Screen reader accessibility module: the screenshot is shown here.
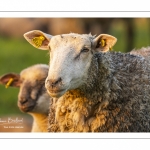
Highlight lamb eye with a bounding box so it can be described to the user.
[81,47,89,53]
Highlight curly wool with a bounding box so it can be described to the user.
[48,51,150,132]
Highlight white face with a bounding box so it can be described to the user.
[24,30,117,98]
[45,34,94,98]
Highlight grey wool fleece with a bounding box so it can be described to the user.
[48,51,150,132]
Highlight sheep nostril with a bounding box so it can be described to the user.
[19,97,28,105]
[46,77,62,88]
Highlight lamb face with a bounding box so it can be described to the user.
[18,65,50,114]
[0,64,50,114]
[24,31,117,98]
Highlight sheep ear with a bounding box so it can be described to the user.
[0,73,21,88]
[24,30,52,50]
[93,34,117,52]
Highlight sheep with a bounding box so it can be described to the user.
[24,30,150,132]
[0,64,51,132]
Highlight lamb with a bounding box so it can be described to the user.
[24,30,150,132]
[0,64,51,132]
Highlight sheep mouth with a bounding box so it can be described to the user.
[47,89,66,98]
[19,104,35,112]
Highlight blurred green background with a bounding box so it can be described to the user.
[0,18,149,131]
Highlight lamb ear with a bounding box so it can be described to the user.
[93,34,117,52]
[0,73,21,88]
[23,30,52,50]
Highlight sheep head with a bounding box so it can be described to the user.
[0,64,50,114]
[24,30,117,98]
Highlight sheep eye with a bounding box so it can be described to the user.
[81,47,89,53]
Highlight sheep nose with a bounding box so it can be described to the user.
[46,77,62,88]
[19,97,28,105]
